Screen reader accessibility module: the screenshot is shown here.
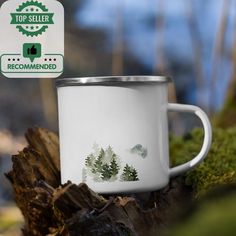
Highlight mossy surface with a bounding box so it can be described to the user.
[165,190,236,236]
[0,219,22,233]
[170,127,236,198]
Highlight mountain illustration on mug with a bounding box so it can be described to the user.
[83,144,140,182]
[130,144,147,158]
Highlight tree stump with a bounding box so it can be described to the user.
[5,128,191,236]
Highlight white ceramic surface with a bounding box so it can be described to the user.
[56,76,212,193]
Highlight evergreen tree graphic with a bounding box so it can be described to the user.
[130,168,139,181]
[84,145,121,181]
[94,148,105,173]
[101,163,113,180]
[84,145,140,182]
[121,164,139,181]
[85,154,94,167]
[110,155,119,176]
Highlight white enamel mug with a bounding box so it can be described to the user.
[56,76,212,194]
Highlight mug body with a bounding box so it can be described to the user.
[56,76,171,193]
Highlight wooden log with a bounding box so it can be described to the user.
[5,128,191,236]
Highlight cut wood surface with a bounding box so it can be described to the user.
[6,128,191,236]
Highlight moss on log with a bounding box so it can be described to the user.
[170,127,236,198]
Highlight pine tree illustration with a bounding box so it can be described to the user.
[85,154,94,167]
[84,144,122,182]
[121,164,139,181]
[106,146,114,158]
[94,148,105,173]
[130,168,139,181]
[110,156,120,176]
[121,164,131,181]
[101,163,113,180]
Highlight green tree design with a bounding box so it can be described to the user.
[106,146,114,158]
[94,148,105,173]
[101,163,113,180]
[84,145,140,182]
[110,155,119,176]
[130,168,139,181]
[121,164,131,181]
[85,154,94,167]
[121,164,139,181]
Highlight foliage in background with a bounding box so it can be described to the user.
[170,127,236,198]
[165,189,236,236]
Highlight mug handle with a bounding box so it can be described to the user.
[167,103,212,177]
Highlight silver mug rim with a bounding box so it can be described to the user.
[56,75,172,87]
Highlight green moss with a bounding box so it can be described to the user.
[0,219,21,232]
[165,191,236,236]
[170,127,236,198]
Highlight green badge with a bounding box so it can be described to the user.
[0,0,64,78]
[23,43,41,62]
[10,0,54,37]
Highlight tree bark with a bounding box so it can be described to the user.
[5,128,191,236]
